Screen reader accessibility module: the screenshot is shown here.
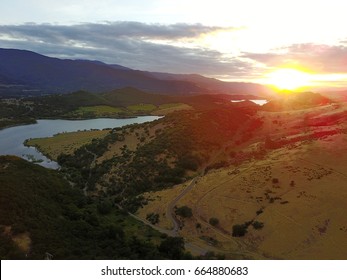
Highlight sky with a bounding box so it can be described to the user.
[1,0,347,89]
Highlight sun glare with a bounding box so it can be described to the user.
[266,68,312,91]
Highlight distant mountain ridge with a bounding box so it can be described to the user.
[0,48,272,97]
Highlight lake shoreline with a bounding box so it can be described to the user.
[0,112,161,131]
[0,116,161,169]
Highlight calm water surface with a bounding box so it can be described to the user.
[0,116,160,169]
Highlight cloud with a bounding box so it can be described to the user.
[0,21,251,77]
[243,43,347,74]
[0,21,236,41]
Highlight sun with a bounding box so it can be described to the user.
[266,68,312,90]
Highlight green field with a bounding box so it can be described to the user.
[127,103,157,112]
[68,105,125,118]
[153,103,193,115]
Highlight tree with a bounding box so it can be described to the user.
[97,200,112,215]
[158,237,185,259]
[209,217,219,227]
[232,224,248,237]
[146,213,160,225]
[175,206,192,218]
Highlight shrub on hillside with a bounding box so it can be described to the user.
[232,224,248,237]
[175,206,193,218]
[209,217,219,227]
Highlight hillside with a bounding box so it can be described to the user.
[0,156,189,259]
[136,98,347,259]
[24,92,347,259]
[263,92,331,111]
[43,104,262,213]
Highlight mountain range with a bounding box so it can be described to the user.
[0,48,272,97]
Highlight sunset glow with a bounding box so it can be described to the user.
[265,68,312,90]
[1,0,347,88]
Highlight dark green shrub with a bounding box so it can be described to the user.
[97,200,113,215]
[252,221,264,230]
[146,213,160,225]
[232,224,248,237]
[209,217,219,226]
[175,206,193,218]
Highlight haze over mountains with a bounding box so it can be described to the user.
[0,48,272,97]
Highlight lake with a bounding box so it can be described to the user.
[231,99,268,106]
[0,116,160,169]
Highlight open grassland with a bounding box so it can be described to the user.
[26,129,110,160]
[137,184,187,230]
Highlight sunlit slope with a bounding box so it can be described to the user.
[138,99,347,259]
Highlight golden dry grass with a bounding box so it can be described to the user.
[139,136,347,259]
[137,184,186,230]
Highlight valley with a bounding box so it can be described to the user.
[1,49,347,260]
[3,88,345,259]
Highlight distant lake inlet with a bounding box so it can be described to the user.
[231,99,268,106]
[0,116,160,169]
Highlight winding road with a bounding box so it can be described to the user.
[166,176,199,235]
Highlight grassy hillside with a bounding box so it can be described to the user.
[53,105,262,213]
[137,100,347,259]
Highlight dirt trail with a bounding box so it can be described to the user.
[118,203,208,256]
